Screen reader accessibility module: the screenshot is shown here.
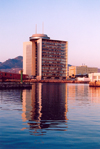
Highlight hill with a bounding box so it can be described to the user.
[68,64,72,67]
[0,56,23,69]
[0,56,72,73]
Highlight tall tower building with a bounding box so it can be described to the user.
[23,34,68,79]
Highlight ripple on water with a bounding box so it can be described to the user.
[1,84,100,148]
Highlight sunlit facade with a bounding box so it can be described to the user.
[23,42,32,76]
[69,65,98,76]
[89,73,100,82]
[23,34,68,79]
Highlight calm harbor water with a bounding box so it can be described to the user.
[1,83,100,148]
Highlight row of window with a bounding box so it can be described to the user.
[42,54,66,59]
[42,61,66,65]
[42,61,67,65]
[42,64,66,67]
[42,57,66,61]
[42,51,67,55]
[42,47,67,51]
[42,45,67,49]
[42,73,66,77]
[42,59,66,63]
[42,55,66,60]
[42,67,66,70]
[42,41,67,46]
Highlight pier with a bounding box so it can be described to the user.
[0,82,32,89]
[0,79,90,89]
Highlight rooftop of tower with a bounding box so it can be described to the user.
[30,34,50,41]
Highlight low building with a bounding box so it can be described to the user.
[0,71,28,80]
[69,65,98,77]
[77,77,90,82]
[89,73,100,82]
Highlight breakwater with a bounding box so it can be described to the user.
[0,79,89,89]
[25,79,89,84]
[0,82,32,89]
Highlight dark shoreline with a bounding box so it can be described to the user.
[27,79,89,84]
[0,82,32,89]
[0,79,90,89]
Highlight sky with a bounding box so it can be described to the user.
[0,0,100,67]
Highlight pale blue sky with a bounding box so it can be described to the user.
[0,0,100,67]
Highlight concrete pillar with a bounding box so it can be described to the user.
[32,42,36,76]
[37,38,42,80]
[23,42,32,76]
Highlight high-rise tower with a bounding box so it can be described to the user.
[23,33,68,79]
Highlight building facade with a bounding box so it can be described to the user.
[23,34,68,79]
[89,73,100,82]
[69,65,98,77]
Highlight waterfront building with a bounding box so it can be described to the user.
[0,71,28,80]
[23,34,68,79]
[69,65,98,77]
[77,77,90,82]
[89,73,100,82]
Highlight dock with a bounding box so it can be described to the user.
[0,82,32,89]
[24,79,89,84]
[0,79,90,89]
[89,81,100,87]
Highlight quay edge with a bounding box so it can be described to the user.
[89,81,100,87]
[0,82,32,89]
[0,79,90,84]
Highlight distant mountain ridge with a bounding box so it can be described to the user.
[0,56,23,69]
[68,64,72,67]
[0,56,73,73]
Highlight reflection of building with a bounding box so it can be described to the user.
[22,89,33,121]
[68,84,76,102]
[22,84,42,122]
[89,87,100,103]
[68,84,100,104]
[69,65,98,76]
[41,83,68,121]
[68,84,89,103]
[21,83,68,132]
[23,34,68,79]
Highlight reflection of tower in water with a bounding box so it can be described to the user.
[41,83,68,121]
[22,83,68,132]
[22,83,42,130]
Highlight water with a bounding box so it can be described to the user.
[1,83,100,148]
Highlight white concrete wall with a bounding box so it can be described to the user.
[89,73,100,82]
[77,77,90,81]
[23,42,32,76]
[37,38,42,79]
